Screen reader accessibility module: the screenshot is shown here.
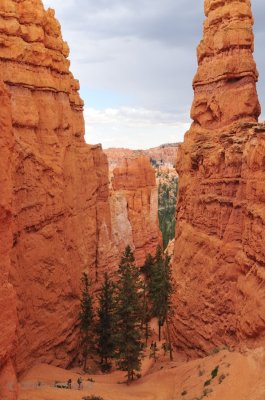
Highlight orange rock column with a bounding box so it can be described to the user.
[191,0,260,129]
[171,0,265,356]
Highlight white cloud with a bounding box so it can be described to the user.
[84,107,190,149]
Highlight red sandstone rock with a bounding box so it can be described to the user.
[172,0,265,356]
[112,156,162,265]
[0,78,17,400]
[0,0,162,386]
[191,0,260,129]
[0,0,116,379]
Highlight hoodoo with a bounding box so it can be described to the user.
[192,0,260,129]
[172,0,265,355]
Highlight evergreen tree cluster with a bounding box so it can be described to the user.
[79,245,174,382]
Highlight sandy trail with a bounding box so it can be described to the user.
[18,348,265,400]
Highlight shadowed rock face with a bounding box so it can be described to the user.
[191,0,260,129]
[172,0,265,356]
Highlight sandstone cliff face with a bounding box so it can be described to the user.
[0,79,17,400]
[0,0,115,378]
[111,156,162,265]
[172,0,265,355]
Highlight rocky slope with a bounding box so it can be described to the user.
[172,0,265,355]
[111,156,162,265]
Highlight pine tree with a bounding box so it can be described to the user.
[142,280,151,346]
[141,253,155,345]
[79,272,94,371]
[114,246,143,383]
[96,272,116,371]
[162,253,174,361]
[140,253,155,281]
[149,245,165,341]
[149,246,174,353]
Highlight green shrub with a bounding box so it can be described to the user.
[82,396,105,400]
[204,379,211,387]
[211,366,219,379]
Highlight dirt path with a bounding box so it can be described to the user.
[18,348,265,400]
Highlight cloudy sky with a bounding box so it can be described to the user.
[42,0,265,149]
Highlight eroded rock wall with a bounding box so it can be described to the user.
[0,79,17,400]
[0,0,115,376]
[112,156,162,265]
[172,0,265,355]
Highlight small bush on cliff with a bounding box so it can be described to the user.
[96,272,116,371]
[114,246,143,383]
[79,272,94,371]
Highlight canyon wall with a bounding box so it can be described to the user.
[0,0,117,378]
[0,0,162,387]
[111,156,162,265]
[0,79,17,400]
[172,0,265,356]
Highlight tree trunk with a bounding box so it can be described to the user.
[166,316,173,361]
[158,322,161,341]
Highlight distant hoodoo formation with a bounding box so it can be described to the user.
[0,0,161,397]
[172,0,265,356]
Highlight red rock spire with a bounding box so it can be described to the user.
[191,0,260,129]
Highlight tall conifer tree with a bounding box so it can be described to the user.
[149,246,174,350]
[79,272,94,371]
[114,246,143,383]
[96,272,116,371]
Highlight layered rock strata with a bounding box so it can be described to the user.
[191,0,260,129]
[111,156,162,265]
[172,0,265,355]
[0,0,116,378]
[0,0,162,386]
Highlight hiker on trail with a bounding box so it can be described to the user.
[149,341,158,361]
[153,342,158,362]
[149,341,154,358]
[67,379,72,389]
[77,377,82,390]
